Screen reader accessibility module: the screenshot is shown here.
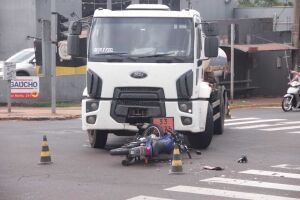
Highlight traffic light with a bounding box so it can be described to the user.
[57,13,69,41]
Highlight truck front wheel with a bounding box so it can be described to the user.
[214,91,225,135]
[87,130,108,149]
[187,104,214,149]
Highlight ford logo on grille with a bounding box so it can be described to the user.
[130,71,147,79]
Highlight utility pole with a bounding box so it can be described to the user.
[292,0,300,69]
[51,0,57,114]
[230,24,235,100]
[41,20,52,77]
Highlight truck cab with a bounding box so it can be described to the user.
[68,4,224,149]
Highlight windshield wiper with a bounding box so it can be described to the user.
[94,52,137,62]
[94,52,128,56]
[136,53,173,58]
[136,53,186,63]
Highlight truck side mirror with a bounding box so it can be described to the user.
[202,22,219,58]
[204,36,219,58]
[67,21,82,57]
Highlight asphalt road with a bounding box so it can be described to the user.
[0,107,300,200]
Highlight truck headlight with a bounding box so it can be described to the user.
[178,102,192,113]
[86,115,97,124]
[181,117,192,125]
[86,101,99,112]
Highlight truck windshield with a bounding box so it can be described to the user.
[89,17,194,63]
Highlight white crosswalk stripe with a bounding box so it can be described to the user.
[260,125,300,131]
[225,119,286,126]
[234,121,300,130]
[201,177,300,191]
[289,131,300,134]
[128,166,300,200]
[234,124,273,129]
[225,117,259,122]
[127,196,174,200]
[272,164,300,171]
[239,169,300,179]
[225,117,300,133]
[165,185,299,200]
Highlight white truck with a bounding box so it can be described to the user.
[67,4,226,149]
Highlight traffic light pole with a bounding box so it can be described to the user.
[51,0,56,114]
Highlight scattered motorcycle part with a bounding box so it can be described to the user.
[203,165,224,171]
[196,150,202,155]
[237,155,248,163]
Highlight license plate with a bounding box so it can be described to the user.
[152,117,174,133]
[129,108,147,117]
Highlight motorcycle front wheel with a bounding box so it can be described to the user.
[282,96,293,112]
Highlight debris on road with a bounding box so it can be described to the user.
[203,165,224,171]
[237,155,248,163]
[196,150,202,155]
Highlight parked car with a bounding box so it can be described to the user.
[0,48,36,77]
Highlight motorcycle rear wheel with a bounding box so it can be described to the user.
[282,96,293,112]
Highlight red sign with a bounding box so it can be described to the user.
[152,117,174,133]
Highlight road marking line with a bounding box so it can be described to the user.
[234,121,300,129]
[165,185,299,200]
[280,121,300,124]
[239,170,300,179]
[260,125,300,131]
[288,131,300,134]
[225,117,259,122]
[225,119,286,126]
[234,124,273,129]
[127,195,174,200]
[201,177,300,192]
[272,164,300,171]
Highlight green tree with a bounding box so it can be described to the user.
[238,0,292,7]
[238,0,254,7]
[254,0,280,7]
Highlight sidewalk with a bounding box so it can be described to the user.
[0,97,282,121]
[0,107,81,120]
[230,97,282,109]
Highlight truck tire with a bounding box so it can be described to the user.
[187,104,214,149]
[214,91,225,135]
[87,130,108,149]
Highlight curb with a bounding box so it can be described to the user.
[230,103,280,110]
[0,115,81,121]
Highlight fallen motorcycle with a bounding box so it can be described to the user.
[110,124,191,166]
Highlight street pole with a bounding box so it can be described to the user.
[292,0,300,69]
[230,23,235,100]
[7,80,11,113]
[51,0,56,114]
[42,20,52,77]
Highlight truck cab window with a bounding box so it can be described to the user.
[88,17,194,63]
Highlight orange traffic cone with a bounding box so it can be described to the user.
[169,144,184,174]
[39,135,52,164]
